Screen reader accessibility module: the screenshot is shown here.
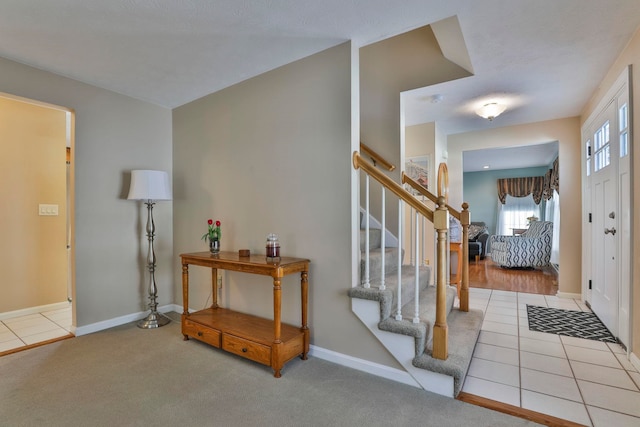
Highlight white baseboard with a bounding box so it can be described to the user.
[74,304,178,336]
[556,292,582,300]
[0,301,70,321]
[166,303,185,314]
[309,344,420,388]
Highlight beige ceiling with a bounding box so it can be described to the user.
[1,0,640,139]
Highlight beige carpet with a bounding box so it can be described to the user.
[0,314,540,426]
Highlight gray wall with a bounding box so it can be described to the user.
[173,42,397,366]
[0,57,173,327]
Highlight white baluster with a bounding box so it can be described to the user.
[380,188,386,290]
[363,175,370,288]
[409,206,415,266]
[421,207,426,266]
[413,211,420,324]
[395,199,403,321]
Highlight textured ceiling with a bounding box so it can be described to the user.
[1,0,640,141]
[463,142,559,173]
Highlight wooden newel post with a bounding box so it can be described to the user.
[460,202,470,312]
[433,196,449,360]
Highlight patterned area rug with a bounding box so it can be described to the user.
[527,305,617,343]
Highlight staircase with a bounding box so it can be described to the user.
[349,148,484,398]
[349,226,483,397]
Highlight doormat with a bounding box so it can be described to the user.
[526,305,617,343]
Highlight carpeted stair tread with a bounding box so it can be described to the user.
[378,317,428,356]
[360,228,382,251]
[352,265,431,319]
[360,247,401,281]
[399,284,456,324]
[348,286,395,321]
[412,308,484,397]
[377,284,457,356]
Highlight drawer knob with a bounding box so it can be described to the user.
[242,348,248,353]
[197,332,203,337]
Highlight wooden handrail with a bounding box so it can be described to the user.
[354,152,433,222]
[360,142,396,171]
[401,173,462,221]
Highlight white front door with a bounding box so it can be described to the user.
[583,67,632,347]
[589,101,619,337]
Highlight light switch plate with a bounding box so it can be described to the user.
[39,204,59,216]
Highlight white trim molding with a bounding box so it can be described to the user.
[309,344,420,388]
[74,304,178,336]
[0,301,70,321]
[556,292,582,300]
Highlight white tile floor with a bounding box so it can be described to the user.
[461,288,640,427]
[0,304,72,353]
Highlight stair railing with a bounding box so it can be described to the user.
[360,142,396,171]
[359,142,395,290]
[402,173,470,312]
[353,151,451,359]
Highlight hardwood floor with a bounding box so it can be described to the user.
[468,256,558,295]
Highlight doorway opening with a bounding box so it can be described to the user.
[0,92,75,355]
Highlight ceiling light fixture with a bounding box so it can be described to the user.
[476,102,506,121]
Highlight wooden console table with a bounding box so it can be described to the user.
[180,251,310,378]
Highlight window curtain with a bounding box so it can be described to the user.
[542,158,560,201]
[497,194,541,235]
[498,159,558,205]
[497,176,545,205]
[550,157,559,194]
[544,189,560,265]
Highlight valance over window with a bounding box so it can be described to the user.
[497,176,545,204]
[498,157,559,205]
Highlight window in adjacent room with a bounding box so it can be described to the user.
[496,194,541,236]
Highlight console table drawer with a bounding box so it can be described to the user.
[183,319,221,348]
[222,334,271,365]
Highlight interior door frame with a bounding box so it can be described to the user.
[0,91,76,328]
[581,66,633,349]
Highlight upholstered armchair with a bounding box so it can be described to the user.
[489,221,553,268]
[468,222,489,260]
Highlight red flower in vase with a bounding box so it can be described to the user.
[202,219,221,241]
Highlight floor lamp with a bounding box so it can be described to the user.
[128,169,172,329]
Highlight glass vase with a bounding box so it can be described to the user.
[209,238,220,254]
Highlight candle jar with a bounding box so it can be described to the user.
[266,233,280,260]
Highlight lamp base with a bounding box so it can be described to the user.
[137,311,171,329]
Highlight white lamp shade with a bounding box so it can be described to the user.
[127,170,172,201]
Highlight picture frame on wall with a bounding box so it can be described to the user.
[405,155,430,195]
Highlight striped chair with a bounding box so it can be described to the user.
[489,221,553,268]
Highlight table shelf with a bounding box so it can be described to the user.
[180,251,310,377]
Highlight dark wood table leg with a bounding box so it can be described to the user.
[301,269,309,360]
[272,276,283,378]
[211,267,218,308]
[181,262,190,340]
